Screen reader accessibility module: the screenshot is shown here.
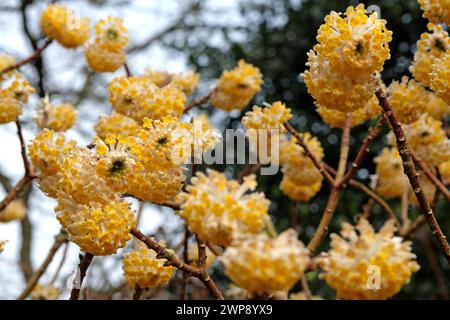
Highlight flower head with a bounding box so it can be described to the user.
[418,0,450,25]
[221,230,310,295]
[431,51,450,105]
[319,218,420,300]
[177,170,269,247]
[36,96,77,132]
[374,148,408,199]
[84,42,126,72]
[95,113,139,139]
[0,54,16,80]
[94,16,128,51]
[211,60,262,111]
[144,68,200,96]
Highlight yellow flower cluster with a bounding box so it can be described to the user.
[36,96,77,132]
[211,60,263,111]
[30,284,60,300]
[221,230,310,295]
[144,68,200,97]
[426,92,450,120]
[387,77,429,124]
[279,133,324,201]
[319,218,420,300]
[374,148,408,199]
[41,4,90,48]
[305,4,391,114]
[439,160,450,184]
[0,54,15,80]
[28,129,77,197]
[431,51,450,105]
[123,243,175,289]
[189,114,222,161]
[95,113,139,140]
[0,199,26,223]
[418,0,450,25]
[109,76,186,123]
[85,17,128,72]
[0,74,35,124]
[411,24,450,88]
[177,170,269,247]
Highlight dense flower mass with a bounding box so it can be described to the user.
[426,92,450,120]
[109,76,186,123]
[418,0,450,25]
[144,68,200,96]
[410,24,450,88]
[221,230,310,295]
[374,148,408,199]
[41,4,90,48]
[0,54,15,80]
[0,74,35,124]
[211,60,262,111]
[123,243,175,289]
[431,51,450,105]
[36,96,77,132]
[95,113,139,139]
[177,170,270,247]
[84,43,126,72]
[0,199,26,223]
[319,218,420,300]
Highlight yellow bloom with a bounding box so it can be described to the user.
[431,51,450,105]
[418,0,450,25]
[177,170,270,247]
[41,4,90,48]
[0,54,15,80]
[280,132,324,168]
[31,284,60,300]
[242,101,292,131]
[211,60,263,111]
[56,192,135,256]
[0,95,22,124]
[0,199,26,223]
[189,114,221,161]
[144,68,200,96]
[426,92,450,120]
[1,73,35,103]
[123,243,175,289]
[84,42,126,72]
[410,24,450,87]
[374,148,408,199]
[28,129,77,197]
[221,230,310,295]
[95,113,139,139]
[304,50,377,113]
[315,4,392,82]
[280,176,322,201]
[94,16,128,52]
[36,96,77,132]
[109,76,186,123]
[439,160,450,184]
[387,77,429,124]
[319,218,420,300]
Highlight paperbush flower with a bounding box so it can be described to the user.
[84,43,126,72]
[177,170,269,247]
[188,114,221,161]
[0,199,26,223]
[374,148,408,199]
[431,51,450,105]
[418,0,450,25]
[95,113,139,139]
[0,54,15,80]
[439,160,450,184]
[319,218,419,300]
[410,24,450,87]
[426,92,450,120]
[109,76,186,123]
[41,4,90,48]
[31,284,60,300]
[0,74,35,124]
[211,60,262,111]
[123,243,175,289]
[144,68,200,96]
[221,230,310,295]
[36,96,77,132]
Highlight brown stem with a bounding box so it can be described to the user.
[184,88,217,114]
[290,201,299,230]
[401,186,410,228]
[130,227,224,300]
[0,38,53,77]
[237,163,262,183]
[336,113,352,180]
[69,252,94,300]
[362,198,374,219]
[16,231,67,300]
[180,226,190,300]
[16,120,33,177]
[196,235,207,268]
[0,176,32,211]
[376,88,450,264]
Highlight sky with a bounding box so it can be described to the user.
[0,0,241,299]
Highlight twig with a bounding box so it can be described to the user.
[376,87,450,263]
[336,113,352,180]
[196,235,207,268]
[130,227,224,300]
[401,186,410,228]
[69,252,94,300]
[184,88,217,114]
[361,198,374,219]
[0,38,53,77]
[0,176,32,211]
[290,201,299,230]
[237,163,262,183]
[16,120,33,177]
[50,242,69,285]
[124,62,132,77]
[180,227,190,300]
[16,231,67,300]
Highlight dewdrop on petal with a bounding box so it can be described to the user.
[41,4,90,48]
[211,60,262,111]
[177,170,269,247]
[387,77,429,124]
[84,42,126,72]
[374,148,408,199]
[319,218,419,300]
[314,4,392,81]
[410,24,450,88]
[36,96,77,132]
[123,243,175,289]
[0,199,26,223]
[418,0,450,25]
[221,229,310,295]
[30,284,60,300]
[95,113,139,139]
[56,193,135,256]
[431,51,450,105]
